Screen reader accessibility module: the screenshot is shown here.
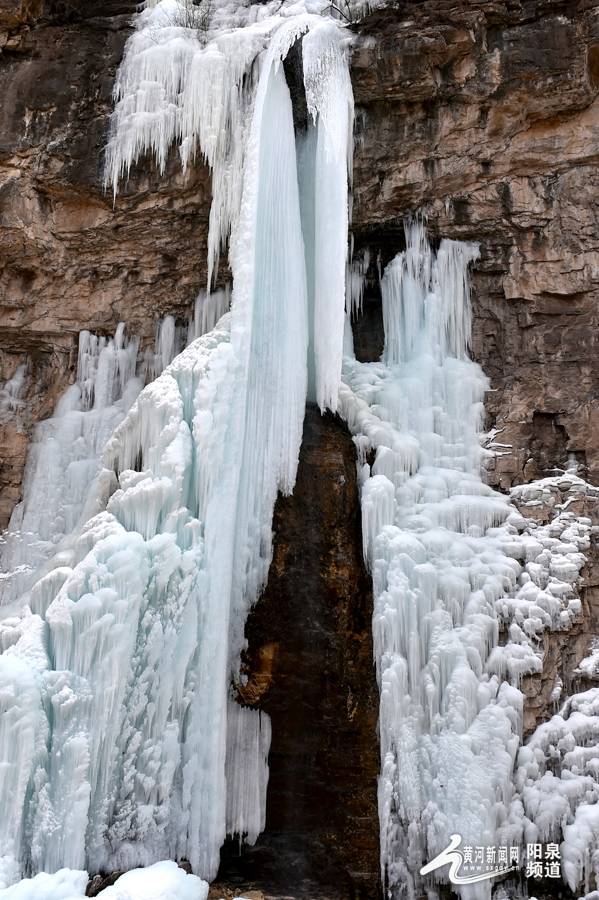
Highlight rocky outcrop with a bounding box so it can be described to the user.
[351,0,599,489]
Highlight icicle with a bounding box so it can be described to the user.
[141,315,188,382]
[340,223,523,899]
[225,702,271,844]
[302,20,354,412]
[346,246,370,318]
[104,3,279,288]
[189,285,230,340]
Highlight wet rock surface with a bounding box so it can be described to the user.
[223,407,381,900]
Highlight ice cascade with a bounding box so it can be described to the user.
[339,223,525,900]
[0,318,190,607]
[0,4,353,890]
[0,326,142,606]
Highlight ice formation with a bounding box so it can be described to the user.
[0,0,353,890]
[0,323,274,887]
[499,478,599,895]
[189,286,231,340]
[0,364,27,415]
[339,222,597,898]
[0,319,183,606]
[2,0,598,897]
[340,223,521,898]
[346,246,370,318]
[515,688,599,893]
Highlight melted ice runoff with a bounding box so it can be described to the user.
[0,1,598,899]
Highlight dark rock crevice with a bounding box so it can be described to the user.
[219,407,381,900]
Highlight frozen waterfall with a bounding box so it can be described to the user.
[0,326,142,606]
[0,318,189,608]
[0,4,353,891]
[341,224,523,899]
[1,0,595,897]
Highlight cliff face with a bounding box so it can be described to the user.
[351,0,599,488]
[1,0,599,896]
[216,408,380,900]
[3,1,598,520]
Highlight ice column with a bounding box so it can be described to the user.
[300,21,353,412]
[340,223,523,899]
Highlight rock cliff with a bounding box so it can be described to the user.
[351,0,599,489]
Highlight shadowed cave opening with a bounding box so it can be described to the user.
[216,407,381,899]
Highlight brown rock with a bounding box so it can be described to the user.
[350,0,599,488]
[220,408,380,900]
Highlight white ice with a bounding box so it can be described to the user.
[340,221,595,899]
[0,3,353,890]
[0,326,142,605]
[0,364,27,414]
[0,318,185,606]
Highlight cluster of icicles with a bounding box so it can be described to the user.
[0,1,597,898]
[0,1,353,893]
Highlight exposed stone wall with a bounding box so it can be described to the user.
[351,0,599,489]
[220,408,380,900]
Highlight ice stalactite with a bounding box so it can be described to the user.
[340,222,597,899]
[0,318,187,608]
[346,246,370,319]
[300,20,353,411]
[189,285,231,340]
[0,4,354,890]
[340,223,521,899]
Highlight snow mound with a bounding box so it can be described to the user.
[0,862,207,900]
